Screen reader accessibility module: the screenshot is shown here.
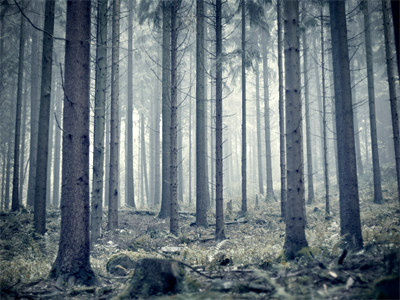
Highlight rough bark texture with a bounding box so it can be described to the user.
[362,0,383,204]
[50,0,95,286]
[196,0,208,227]
[329,0,363,250]
[302,25,314,206]
[241,0,247,214]
[391,0,399,78]
[382,0,400,204]
[277,0,286,219]
[108,0,120,231]
[169,0,179,236]
[11,3,26,211]
[261,35,275,202]
[283,0,308,259]
[159,2,171,218]
[91,0,108,243]
[215,0,225,241]
[52,81,62,209]
[126,0,135,208]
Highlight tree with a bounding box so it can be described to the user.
[261,31,275,201]
[283,0,308,259]
[241,0,247,214]
[391,0,399,78]
[11,0,26,211]
[255,54,264,196]
[108,0,120,230]
[34,0,55,233]
[50,0,95,286]
[215,0,225,241]
[277,0,286,219]
[52,81,62,208]
[362,0,383,204]
[196,0,208,227]
[159,1,172,218]
[301,15,314,205]
[169,0,179,236]
[329,0,363,250]
[382,0,400,204]
[91,0,108,243]
[126,0,135,208]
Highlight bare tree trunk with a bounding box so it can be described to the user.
[154,75,161,207]
[391,0,399,78]
[11,1,26,211]
[302,25,314,206]
[126,0,135,208]
[4,136,12,211]
[91,0,108,242]
[53,81,62,209]
[45,95,54,208]
[255,58,264,196]
[169,0,179,236]
[215,0,225,241]
[382,0,400,204]
[329,0,363,250]
[140,112,149,205]
[196,0,208,226]
[108,0,120,230]
[159,1,171,218]
[241,0,247,214]
[283,0,308,259]
[50,0,95,286]
[277,0,286,219]
[189,51,193,206]
[19,85,27,205]
[362,0,383,204]
[34,0,55,233]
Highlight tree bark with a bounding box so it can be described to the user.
[255,58,264,196]
[362,0,383,204]
[53,81,62,209]
[126,0,135,208]
[50,0,95,286]
[241,0,247,214]
[283,0,308,259]
[391,0,399,78]
[329,0,363,250]
[196,0,208,226]
[91,0,108,243]
[215,0,225,241]
[382,0,400,204]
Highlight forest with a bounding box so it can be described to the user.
[0,0,399,298]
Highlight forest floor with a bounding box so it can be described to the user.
[0,181,399,299]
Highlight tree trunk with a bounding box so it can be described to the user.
[4,137,12,211]
[108,0,120,230]
[177,95,183,204]
[154,74,161,207]
[159,2,171,218]
[320,5,330,215]
[19,85,27,205]
[45,94,54,208]
[283,0,308,259]
[196,0,208,226]
[255,58,264,196]
[382,0,400,204]
[27,0,42,208]
[50,0,95,286]
[188,51,192,206]
[391,0,399,78]
[140,112,149,205]
[126,0,135,208]
[215,0,225,241]
[302,24,314,206]
[91,0,108,243]
[241,0,247,214]
[53,81,62,209]
[277,0,286,219]
[261,33,275,202]
[169,0,179,236]
[329,0,363,250]
[362,0,383,204]
[11,1,26,211]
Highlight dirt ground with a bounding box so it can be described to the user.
[0,191,399,299]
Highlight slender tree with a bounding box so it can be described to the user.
[52,81,62,209]
[241,0,247,214]
[126,0,135,208]
[91,0,108,242]
[196,0,208,226]
[391,0,399,78]
[50,0,95,285]
[108,0,120,230]
[329,0,363,249]
[283,0,308,259]
[362,0,383,204]
[11,0,26,211]
[215,0,225,241]
[277,0,286,219]
[159,1,172,218]
[382,0,400,204]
